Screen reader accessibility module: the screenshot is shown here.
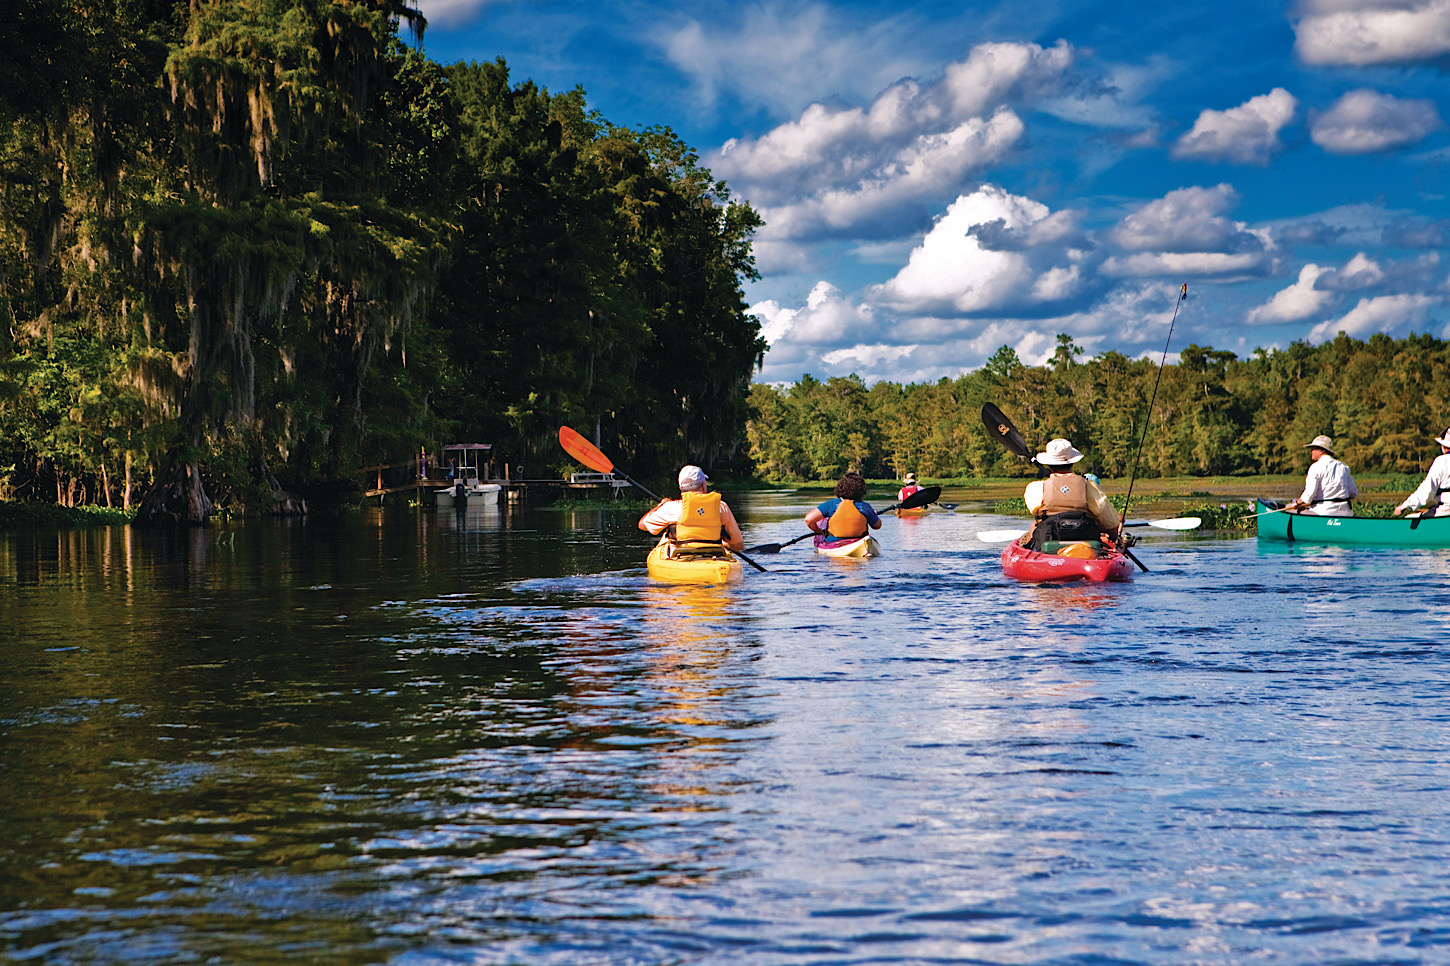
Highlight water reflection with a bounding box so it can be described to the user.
[6,500,1450,963]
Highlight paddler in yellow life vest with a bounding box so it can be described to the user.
[1023,439,1122,551]
[637,465,744,557]
[804,471,883,539]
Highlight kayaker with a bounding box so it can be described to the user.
[898,473,920,502]
[1285,435,1357,516]
[1023,439,1122,549]
[638,465,745,554]
[1393,428,1450,517]
[805,471,883,539]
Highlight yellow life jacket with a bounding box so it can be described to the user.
[828,499,869,538]
[675,491,724,544]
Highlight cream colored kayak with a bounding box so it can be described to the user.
[812,534,880,558]
[646,540,742,583]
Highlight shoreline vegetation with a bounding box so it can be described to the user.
[748,335,1450,488]
[1,1,763,526]
[3,471,1423,531]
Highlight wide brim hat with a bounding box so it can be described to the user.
[1035,438,1084,465]
[1435,428,1450,448]
[1304,435,1336,455]
[902,473,917,483]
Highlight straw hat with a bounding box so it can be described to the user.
[1435,428,1450,448]
[1036,439,1084,465]
[902,473,917,484]
[1304,435,1336,455]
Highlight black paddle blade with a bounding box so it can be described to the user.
[897,485,941,510]
[981,404,1031,458]
[746,532,816,554]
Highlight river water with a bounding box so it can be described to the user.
[3,490,1450,965]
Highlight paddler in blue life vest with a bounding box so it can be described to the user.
[804,471,883,540]
[897,473,921,503]
[1023,439,1122,550]
[638,465,745,556]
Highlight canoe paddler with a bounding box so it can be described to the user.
[1393,427,1450,517]
[1285,435,1357,516]
[897,473,920,503]
[638,465,745,555]
[1023,439,1122,550]
[805,471,883,540]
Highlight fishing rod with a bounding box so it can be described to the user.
[1119,283,1187,535]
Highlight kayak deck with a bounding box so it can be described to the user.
[1001,539,1133,582]
[646,540,742,583]
[813,534,881,558]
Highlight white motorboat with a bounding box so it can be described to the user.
[436,443,501,508]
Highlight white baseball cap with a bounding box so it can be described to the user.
[678,465,709,489]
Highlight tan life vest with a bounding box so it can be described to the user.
[1036,473,1089,518]
[674,491,724,544]
[828,499,869,538]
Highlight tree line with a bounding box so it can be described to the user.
[747,333,1450,482]
[0,0,762,523]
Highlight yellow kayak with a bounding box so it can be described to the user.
[895,506,929,518]
[646,540,742,583]
[813,534,881,558]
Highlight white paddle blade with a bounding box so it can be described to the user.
[976,529,1026,543]
[1146,516,1201,530]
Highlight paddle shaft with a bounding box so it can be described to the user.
[1246,499,1334,519]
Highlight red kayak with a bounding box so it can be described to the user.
[1000,538,1134,583]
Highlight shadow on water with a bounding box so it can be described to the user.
[4,494,1450,963]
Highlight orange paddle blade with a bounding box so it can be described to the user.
[558,426,614,473]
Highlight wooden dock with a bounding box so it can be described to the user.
[357,462,631,503]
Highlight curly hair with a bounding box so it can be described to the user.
[834,471,867,501]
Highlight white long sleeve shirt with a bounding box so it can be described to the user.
[1398,452,1450,513]
[1297,453,1358,516]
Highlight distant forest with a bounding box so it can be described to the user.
[747,333,1450,482]
[0,0,763,523]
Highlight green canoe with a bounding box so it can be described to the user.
[1255,500,1450,547]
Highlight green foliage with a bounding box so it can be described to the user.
[542,497,655,511]
[748,334,1450,484]
[0,4,762,519]
[0,500,131,529]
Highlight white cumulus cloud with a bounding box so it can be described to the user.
[659,5,926,115]
[750,281,877,348]
[1307,293,1440,341]
[870,186,1060,314]
[1309,89,1444,155]
[1110,184,1267,255]
[1294,0,1450,66]
[756,111,1026,241]
[1172,88,1298,165]
[711,41,1074,241]
[413,0,500,27]
[1248,264,1334,323]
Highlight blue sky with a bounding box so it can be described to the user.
[414,0,1450,384]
